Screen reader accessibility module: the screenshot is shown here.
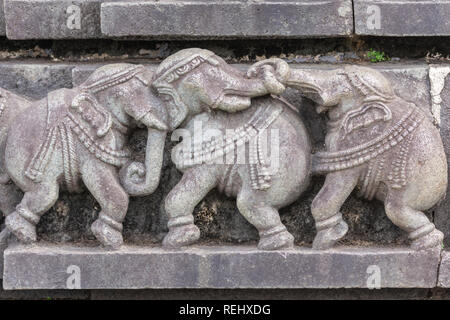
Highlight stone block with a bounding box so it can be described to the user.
[4,0,106,39]
[71,63,108,86]
[354,0,450,36]
[3,244,441,289]
[438,250,450,287]
[0,63,73,99]
[431,65,450,246]
[100,0,353,39]
[0,1,6,36]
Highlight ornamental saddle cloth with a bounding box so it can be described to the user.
[25,88,130,192]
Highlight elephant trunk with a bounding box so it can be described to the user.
[120,128,167,197]
[222,76,269,98]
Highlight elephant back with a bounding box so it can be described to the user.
[313,98,426,174]
[0,88,33,134]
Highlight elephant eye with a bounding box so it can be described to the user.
[208,68,219,76]
[160,94,171,102]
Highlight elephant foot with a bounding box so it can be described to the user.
[313,219,348,250]
[411,229,444,251]
[258,226,294,250]
[91,219,123,250]
[5,211,37,244]
[163,224,200,248]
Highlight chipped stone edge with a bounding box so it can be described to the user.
[430,65,450,128]
[2,244,444,289]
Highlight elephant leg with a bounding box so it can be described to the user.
[384,196,443,250]
[0,182,23,245]
[237,188,294,250]
[81,161,128,249]
[5,181,59,243]
[163,166,219,248]
[311,169,360,250]
[0,181,22,216]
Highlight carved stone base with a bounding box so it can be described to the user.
[437,251,450,287]
[3,244,441,289]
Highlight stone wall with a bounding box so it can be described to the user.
[0,0,448,299]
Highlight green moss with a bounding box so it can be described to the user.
[367,49,389,62]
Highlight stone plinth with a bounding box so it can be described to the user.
[3,244,441,289]
[432,65,450,246]
[438,251,450,287]
[0,0,5,36]
[4,0,105,39]
[354,0,450,36]
[100,0,354,39]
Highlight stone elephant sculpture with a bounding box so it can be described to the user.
[0,89,34,216]
[2,63,170,249]
[130,48,312,250]
[249,61,447,251]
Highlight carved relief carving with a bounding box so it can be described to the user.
[249,61,448,251]
[0,49,446,253]
[150,49,310,250]
[0,63,168,249]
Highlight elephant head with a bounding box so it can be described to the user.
[151,48,290,129]
[249,61,396,120]
[247,60,447,252]
[121,51,290,197]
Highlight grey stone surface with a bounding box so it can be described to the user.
[432,65,450,246]
[0,233,6,278]
[3,244,442,289]
[100,0,353,39]
[265,62,445,251]
[4,0,107,39]
[0,63,74,99]
[0,1,6,36]
[354,0,450,36]
[71,63,110,86]
[438,250,450,287]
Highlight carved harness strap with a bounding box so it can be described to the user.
[26,90,81,192]
[177,103,283,195]
[25,65,146,191]
[313,106,424,199]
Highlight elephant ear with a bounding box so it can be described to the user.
[137,89,169,131]
[125,69,170,131]
[342,101,392,138]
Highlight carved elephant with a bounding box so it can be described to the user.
[1,63,170,249]
[132,48,312,250]
[249,61,447,250]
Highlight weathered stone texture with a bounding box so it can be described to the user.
[100,0,354,39]
[4,0,105,39]
[0,1,6,36]
[433,65,450,246]
[3,244,441,289]
[0,63,73,99]
[354,0,450,36]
